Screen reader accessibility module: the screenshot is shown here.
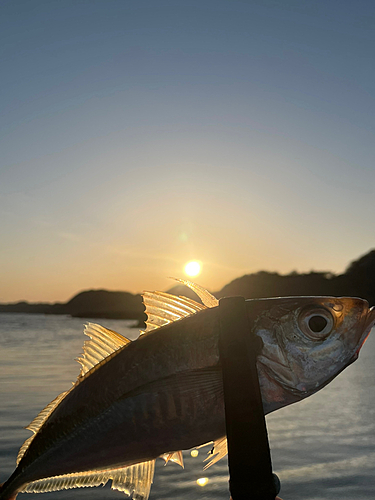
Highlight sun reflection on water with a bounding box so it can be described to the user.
[196,477,209,487]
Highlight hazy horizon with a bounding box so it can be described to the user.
[1,1,374,302]
[2,246,373,305]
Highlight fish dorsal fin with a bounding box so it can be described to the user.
[171,278,219,308]
[17,391,68,464]
[21,460,155,500]
[203,437,228,469]
[25,324,129,430]
[26,391,68,435]
[141,291,206,334]
[77,323,131,377]
[17,324,131,466]
[16,436,34,465]
[160,450,184,468]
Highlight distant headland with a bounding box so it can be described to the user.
[1,250,374,320]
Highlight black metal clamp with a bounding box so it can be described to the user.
[218,296,281,500]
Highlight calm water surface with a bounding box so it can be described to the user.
[0,314,374,500]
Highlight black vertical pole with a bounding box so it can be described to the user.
[218,296,279,500]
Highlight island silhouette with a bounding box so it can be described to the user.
[1,250,374,320]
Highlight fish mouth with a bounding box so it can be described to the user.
[353,306,375,358]
[364,306,375,337]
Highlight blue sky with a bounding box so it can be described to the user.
[1,0,374,301]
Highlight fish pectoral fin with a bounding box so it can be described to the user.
[160,450,184,468]
[141,290,206,334]
[77,323,131,377]
[130,367,224,404]
[21,460,155,500]
[203,437,228,469]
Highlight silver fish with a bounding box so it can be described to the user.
[0,280,374,500]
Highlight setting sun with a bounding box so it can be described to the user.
[184,261,202,278]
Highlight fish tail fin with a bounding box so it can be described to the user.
[0,482,18,500]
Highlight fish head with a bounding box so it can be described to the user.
[248,296,375,405]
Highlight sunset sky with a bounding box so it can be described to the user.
[1,0,374,302]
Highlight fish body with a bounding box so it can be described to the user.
[17,308,223,478]
[1,282,374,500]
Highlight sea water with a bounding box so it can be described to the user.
[0,313,374,500]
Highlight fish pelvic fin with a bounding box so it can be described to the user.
[20,460,155,500]
[160,450,184,468]
[203,437,228,469]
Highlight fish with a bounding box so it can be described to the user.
[0,279,374,500]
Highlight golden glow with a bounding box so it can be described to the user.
[184,261,202,277]
[196,477,209,487]
[190,449,199,458]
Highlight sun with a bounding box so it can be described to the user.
[184,261,202,278]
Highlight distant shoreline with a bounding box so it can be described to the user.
[1,249,374,319]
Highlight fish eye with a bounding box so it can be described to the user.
[308,315,327,333]
[298,307,334,340]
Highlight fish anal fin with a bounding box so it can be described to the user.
[77,323,131,377]
[21,460,155,500]
[203,437,228,469]
[160,450,184,468]
[141,291,206,334]
[111,460,155,499]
